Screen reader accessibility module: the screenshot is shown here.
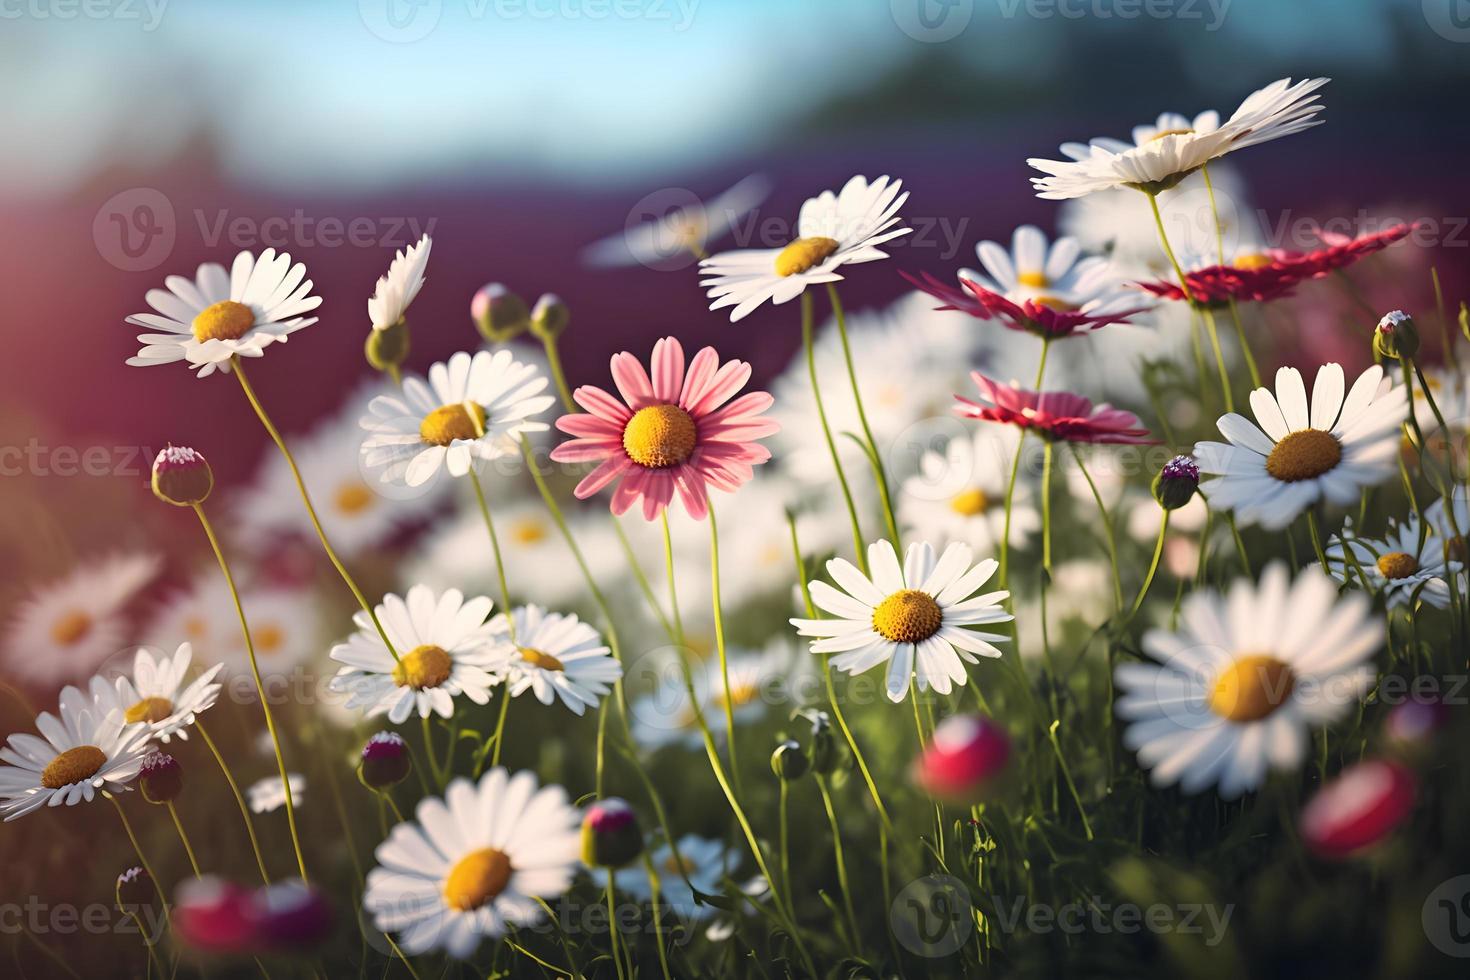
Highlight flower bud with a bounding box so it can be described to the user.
[1151,455,1199,511]
[913,715,1010,803]
[250,880,334,951]
[364,320,410,372]
[580,797,644,869]
[151,446,213,507]
[116,867,153,910]
[804,709,842,775]
[1300,758,1416,860]
[139,751,183,804]
[175,877,256,954]
[530,293,570,340]
[471,283,530,343]
[1374,310,1419,361]
[357,731,411,791]
[770,739,808,781]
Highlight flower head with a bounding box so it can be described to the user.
[581,797,644,868]
[550,337,778,520]
[583,174,769,269]
[904,270,1146,340]
[248,774,304,814]
[1300,758,1416,860]
[138,751,183,804]
[488,606,621,716]
[152,446,214,507]
[368,234,431,331]
[89,643,223,743]
[1324,514,1459,609]
[913,714,1010,803]
[358,732,412,790]
[956,374,1154,445]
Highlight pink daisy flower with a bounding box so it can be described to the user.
[550,337,779,520]
[902,270,1147,340]
[955,373,1155,445]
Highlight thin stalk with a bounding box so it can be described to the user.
[827,282,900,549]
[605,878,628,980]
[708,502,744,798]
[801,290,868,573]
[642,853,675,980]
[1127,512,1170,623]
[488,685,513,770]
[166,802,203,878]
[106,794,171,930]
[469,472,516,642]
[816,775,862,947]
[197,721,271,884]
[539,332,576,412]
[1070,445,1124,611]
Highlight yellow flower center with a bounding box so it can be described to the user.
[183,616,208,640]
[50,610,92,646]
[663,853,695,877]
[774,236,840,277]
[714,681,760,711]
[420,402,486,446]
[41,745,107,789]
[1030,295,1077,312]
[335,481,375,515]
[1017,271,1049,289]
[950,489,991,516]
[443,848,512,911]
[1149,127,1194,142]
[519,647,565,672]
[255,623,285,655]
[1234,253,1273,270]
[1376,551,1419,580]
[510,518,548,545]
[1209,655,1296,723]
[191,300,255,342]
[871,589,943,644]
[1265,429,1341,482]
[393,645,453,690]
[622,404,698,468]
[124,697,174,725]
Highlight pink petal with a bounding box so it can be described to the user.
[573,385,632,423]
[573,456,632,498]
[550,438,622,463]
[679,347,721,410]
[610,353,656,410]
[673,466,708,520]
[700,391,774,425]
[685,359,751,416]
[651,337,685,403]
[556,414,624,438]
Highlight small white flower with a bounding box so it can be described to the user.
[1194,364,1406,530]
[125,249,322,376]
[1116,563,1380,799]
[1325,515,1460,609]
[88,643,223,743]
[900,425,1038,555]
[369,234,432,331]
[582,175,769,268]
[489,606,622,716]
[791,540,1011,702]
[961,224,1124,310]
[0,685,152,820]
[330,585,503,724]
[631,641,803,750]
[365,767,580,959]
[361,350,556,487]
[591,834,734,922]
[700,175,909,321]
[145,577,322,681]
[248,773,305,814]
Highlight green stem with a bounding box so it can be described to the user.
[816,775,862,948]
[1070,445,1124,612]
[197,721,271,885]
[106,794,171,931]
[642,854,674,980]
[469,472,517,642]
[802,290,868,573]
[827,282,900,550]
[1127,511,1170,623]
[488,684,512,770]
[539,332,577,412]
[1199,305,1236,414]
[708,501,744,799]
[166,802,203,878]
[605,877,628,980]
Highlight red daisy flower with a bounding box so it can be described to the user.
[903,270,1147,339]
[955,373,1155,445]
[550,337,778,520]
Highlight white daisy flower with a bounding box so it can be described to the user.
[631,640,804,749]
[124,249,322,377]
[248,773,305,814]
[145,577,323,681]
[2,553,161,690]
[360,350,556,487]
[1325,515,1460,609]
[364,767,580,959]
[88,643,223,743]
[960,223,1125,310]
[1030,78,1328,199]
[329,585,502,724]
[700,175,910,322]
[899,425,1038,555]
[1116,562,1381,799]
[582,174,770,269]
[1425,494,1470,563]
[1194,364,1407,531]
[591,834,734,921]
[488,605,622,716]
[234,380,446,559]
[0,685,151,820]
[369,234,432,331]
[791,540,1012,702]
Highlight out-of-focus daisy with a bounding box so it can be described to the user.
[368,234,431,331]
[1193,364,1406,530]
[550,337,778,520]
[582,174,770,269]
[1030,78,1328,199]
[1324,516,1459,609]
[125,249,322,377]
[488,605,621,716]
[146,577,322,681]
[592,834,734,921]
[1425,495,1470,563]
[792,541,1011,702]
[1115,562,1379,799]
[899,425,1038,554]
[329,585,502,724]
[956,374,1155,445]
[88,643,222,743]
[3,553,161,690]
[235,380,446,559]
[248,773,305,814]
[631,641,803,749]
[700,175,909,321]
[364,767,580,959]
[0,685,151,820]
[361,350,555,487]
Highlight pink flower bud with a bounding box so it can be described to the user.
[913,715,1010,802]
[1301,759,1417,860]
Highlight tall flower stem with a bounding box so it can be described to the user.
[604,878,629,980]
[708,501,744,798]
[641,853,675,980]
[106,794,171,931]
[815,774,861,947]
[468,471,517,641]
[166,802,203,878]
[1038,440,1061,716]
[802,291,868,573]
[1146,192,1233,413]
[1199,305,1236,414]
[538,333,577,412]
[1305,509,1331,572]
[192,502,309,882]
[488,685,513,770]
[197,721,271,885]
[1127,512,1170,623]
[231,358,399,663]
[827,283,900,549]
[999,338,1050,599]
[1202,163,1262,388]
[1070,446,1124,612]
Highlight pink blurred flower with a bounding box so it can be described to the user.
[913,715,1010,802]
[550,337,778,520]
[903,270,1147,339]
[955,374,1155,445]
[175,877,333,955]
[1300,758,1417,860]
